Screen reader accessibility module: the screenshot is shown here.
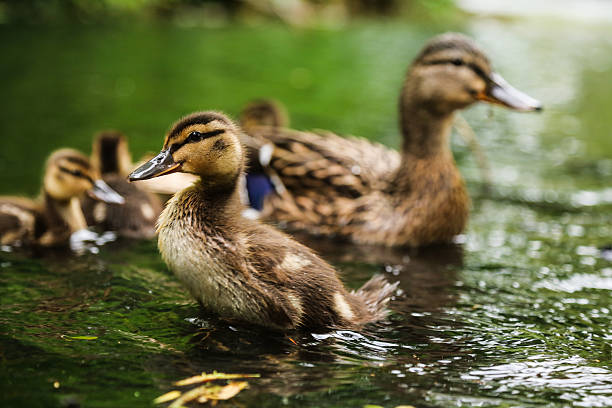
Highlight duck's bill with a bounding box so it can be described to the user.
[88,180,125,204]
[479,72,543,112]
[128,149,181,181]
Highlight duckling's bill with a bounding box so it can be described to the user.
[88,180,125,204]
[479,72,542,112]
[128,149,181,181]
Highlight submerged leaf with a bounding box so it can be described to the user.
[153,390,181,404]
[212,381,248,400]
[168,385,219,408]
[173,372,259,386]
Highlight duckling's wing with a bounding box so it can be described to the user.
[246,127,400,199]
[0,198,40,245]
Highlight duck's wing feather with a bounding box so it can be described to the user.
[246,126,401,199]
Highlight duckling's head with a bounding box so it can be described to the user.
[406,32,542,114]
[128,112,244,185]
[240,99,289,131]
[91,130,132,176]
[43,149,125,204]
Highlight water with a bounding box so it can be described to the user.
[1,15,611,408]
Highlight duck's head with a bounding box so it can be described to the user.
[128,112,244,184]
[43,149,125,204]
[405,32,542,114]
[91,130,133,176]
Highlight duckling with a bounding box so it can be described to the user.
[128,111,397,330]
[239,99,290,211]
[0,149,124,247]
[240,99,289,133]
[244,33,542,247]
[81,131,163,238]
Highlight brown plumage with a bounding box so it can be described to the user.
[82,131,163,238]
[128,111,397,331]
[0,149,124,247]
[244,33,542,247]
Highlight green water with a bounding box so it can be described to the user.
[1,17,611,408]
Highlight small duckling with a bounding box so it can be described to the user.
[240,99,289,133]
[244,33,543,247]
[81,131,163,238]
[0,149,124,247]
[129,111,397,330]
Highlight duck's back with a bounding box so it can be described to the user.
[247,126,401,198]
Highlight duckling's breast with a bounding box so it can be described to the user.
[157,195,270,326]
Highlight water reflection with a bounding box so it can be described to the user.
[464,355,612,407]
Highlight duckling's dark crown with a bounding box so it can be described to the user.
[168,112,231,140]
[49,150,91,169]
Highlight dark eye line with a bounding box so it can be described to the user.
[58,166,93,183]
[424,59,489,81]
[170,129,225,153]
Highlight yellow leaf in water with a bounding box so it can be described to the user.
[212,381,248,400]
[168,382,249,407]
[68,336,98,340]
[168,385,220,408]
[153,390,181,404]
[173,372,259,386]
[395,405,416,408]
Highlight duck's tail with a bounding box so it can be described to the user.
[352,274,398,322]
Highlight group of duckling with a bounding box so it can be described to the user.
[1,33,541,331]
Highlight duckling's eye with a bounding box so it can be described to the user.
[451,59,464,66]
[187,131,203,143]
[59,166,85,178]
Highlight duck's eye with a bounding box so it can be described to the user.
[451,59,464,66]
[187,131,202,142]
[71,169,84,177]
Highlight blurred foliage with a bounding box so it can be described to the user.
[0,0,457,25]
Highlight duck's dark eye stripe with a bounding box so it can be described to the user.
[64,156,91,168]
[424,59,489,81]
[58,166,93,182]
[467,63,487,80]
[170,129,225,153]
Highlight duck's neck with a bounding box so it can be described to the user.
[43,192,87,233]
[399,90,455,158]
[391,87,457,191]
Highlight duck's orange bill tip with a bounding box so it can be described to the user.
[481,72,543,112]
[128,149,181,182]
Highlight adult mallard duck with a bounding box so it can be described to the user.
[0,149,124,247]
[81,131,163,238]
[128,111,397,330]
[243,32,542,247]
